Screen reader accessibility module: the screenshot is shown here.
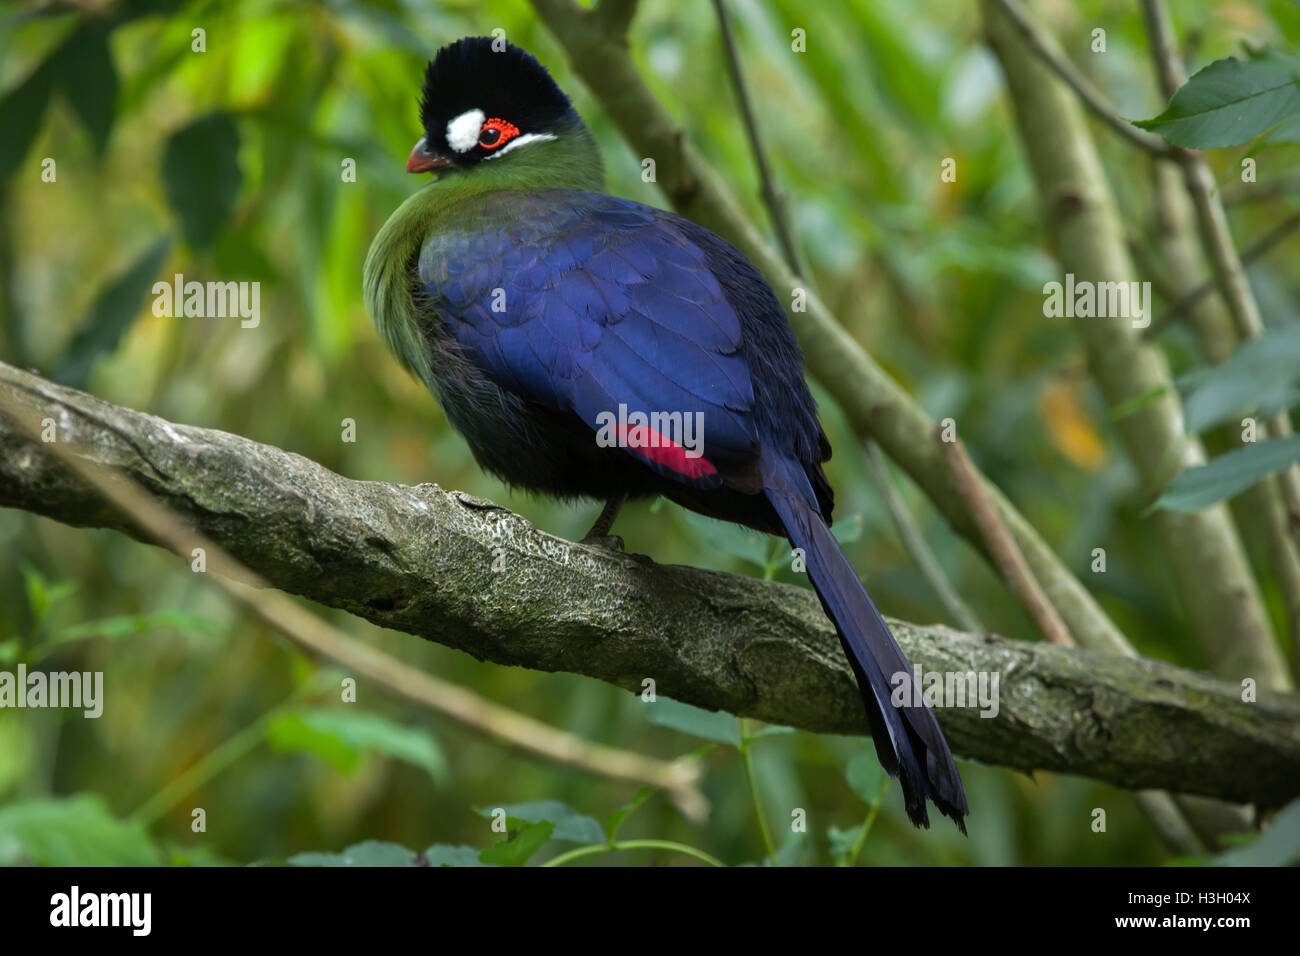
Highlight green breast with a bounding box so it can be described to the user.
[362,126,605,389]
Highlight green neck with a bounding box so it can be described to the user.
[363,124,604,383]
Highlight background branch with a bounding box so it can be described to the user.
[1140,0,1300,545]
[943,433,1073,646]
[711,0,809,280]
[1145,164,1300,680]
[991,0,1175,157]
[981,0,1290,692]
[863,441,983,634]
[1147,211,1300,336]
[2,361,1298,807]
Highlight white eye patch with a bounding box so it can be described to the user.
[446,108,485,153]
[484,132,557,160]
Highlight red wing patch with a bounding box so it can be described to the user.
[616,424,718,480]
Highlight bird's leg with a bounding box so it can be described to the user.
[581,493,627,551]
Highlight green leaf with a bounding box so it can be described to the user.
[1109,384,1171,422]
[0,57,55,180]
[0,794,158,866]
[475,801,603,844]
[1134,54,1300,149]
[53,236,171,389]
[828,823,862,861]
[1270,110,1300,143]
[162,842,236,867]
[44,608,215,651]
[477,820,554,866]
[767,833,806,867]
[19,564,75,627]
[646,696,741,746]
[56,25,118,155]
[846,751,889,804]
[266,708,446,784]
[603,787,656,843]
[422,843,493,867]
[1177,324,1300,433]
[289,840,418,867]
[1211,797,1300,866]
[749,724,797,740]
[163,113,242,249]
[1154,436,1300,512]
[680,510,773,568]
[266,711,356,771]
[830,512,863,545]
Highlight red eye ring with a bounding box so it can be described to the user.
[478,118,520,150]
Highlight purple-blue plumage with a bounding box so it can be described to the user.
[419,189,769,490]
[414,187,968,829]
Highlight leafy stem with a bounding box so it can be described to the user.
[841,780,891,867]
[130,673,326,827]
[738,718,778,863]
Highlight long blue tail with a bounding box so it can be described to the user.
[762,449,968,831]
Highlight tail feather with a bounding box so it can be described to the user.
[761,450,968,832]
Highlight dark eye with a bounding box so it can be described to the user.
[477,118,520,150]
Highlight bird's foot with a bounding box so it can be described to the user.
[580,533,625,553]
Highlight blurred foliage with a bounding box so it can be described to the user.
[0,0,1298,866]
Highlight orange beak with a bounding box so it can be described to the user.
[406,137,452,173]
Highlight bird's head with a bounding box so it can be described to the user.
[407,36,596,184]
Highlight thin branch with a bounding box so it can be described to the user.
[1141,0,1185,101]
[1136,791,1207,856]
[991,0,1176,157]
[593,0,638,35]
[711,0,809,279]
[0,367,706,818]
[1222,174,1300,206]
[863,441,984,634]
[1146,211,1300,337]
[942,432,1074,646]
[2,362,1298,806]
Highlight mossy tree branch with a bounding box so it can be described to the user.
[2,361,1299,808]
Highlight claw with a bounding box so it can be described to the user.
[580,533,625,552]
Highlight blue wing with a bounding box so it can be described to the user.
[418,189,761,486]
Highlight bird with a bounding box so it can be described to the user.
[364,36,968,832]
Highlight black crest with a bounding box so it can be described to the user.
[419,37,575,161]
